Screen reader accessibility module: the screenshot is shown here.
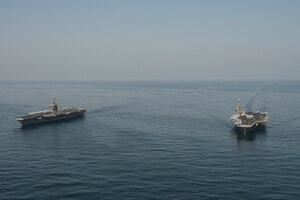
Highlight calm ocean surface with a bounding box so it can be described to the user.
[0,81,299,200]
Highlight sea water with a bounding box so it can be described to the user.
[0,81,299,199]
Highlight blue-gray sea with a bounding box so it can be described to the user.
[0,81,299,200]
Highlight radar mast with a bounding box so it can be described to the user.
[50,97,58,111]
[235,99,242,114]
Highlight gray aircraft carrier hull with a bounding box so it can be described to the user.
[17,112,85,127]
[230,99,269,134]
[16,98,86,127]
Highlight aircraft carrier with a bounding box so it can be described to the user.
[16,98,86,126]
[230,99,269,133]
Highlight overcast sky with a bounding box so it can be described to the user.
[0,0,299,81]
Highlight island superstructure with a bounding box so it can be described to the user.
[230,99,269,133]
[16,98,86,126]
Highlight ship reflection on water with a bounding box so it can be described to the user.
[231,125,267,141]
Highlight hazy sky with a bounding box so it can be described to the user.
[0,0,299,81]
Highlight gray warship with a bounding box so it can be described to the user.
[16,98,86,126]
[230,99,269,133]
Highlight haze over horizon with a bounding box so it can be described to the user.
[1,0,299,81]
